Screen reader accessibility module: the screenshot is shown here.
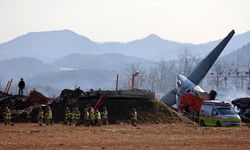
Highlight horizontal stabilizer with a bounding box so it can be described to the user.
[160,88,177,106]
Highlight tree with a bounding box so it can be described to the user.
[178,49,201,76]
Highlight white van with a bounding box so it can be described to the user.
[199,100,241,127]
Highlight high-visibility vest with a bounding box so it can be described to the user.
[96,111,101,120]
[84,111,89,120]
[4,110,11,120]
[89,112,95,120]
[65,112,71,120]
[101,111,108,119]
[37,111,44,119]
[71,113,75,120]
[75,111,80,120]
[45,110,52,119]
[131,111,137,120]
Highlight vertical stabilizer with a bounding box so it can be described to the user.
[187,30,235,84]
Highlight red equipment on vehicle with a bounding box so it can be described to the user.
[179,93,204,114]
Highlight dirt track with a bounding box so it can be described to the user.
[0,123,250,150]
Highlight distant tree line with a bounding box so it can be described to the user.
[120,49,250,95]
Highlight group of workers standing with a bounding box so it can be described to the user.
[64,106,109,127]
[63,106,138,127]
[2,105,138,127]
[2,105,54,127]
[62,106,138,127]
[37,106,53,126]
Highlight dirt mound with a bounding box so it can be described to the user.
[137,100,193,124]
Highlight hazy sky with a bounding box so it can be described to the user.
[0,0,249,43]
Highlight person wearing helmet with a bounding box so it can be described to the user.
[88,107,95,126]
[101,106,109,125]
[3,106,14,126]
[64,107,71,126]
[130,108,137,126]
[71,107,80,126]
[37,107,44,126]
[95,109,102,127]
[45,106,53,126]
[83,108,89,126]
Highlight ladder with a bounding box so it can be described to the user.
[94,95,107,110]
[4,79,13,96]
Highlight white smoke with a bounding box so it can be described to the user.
[216,89,249,102]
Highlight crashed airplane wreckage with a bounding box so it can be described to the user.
[160,30,237,122]
[161,30,235,107]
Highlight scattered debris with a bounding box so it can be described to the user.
[232,97,250,123]
[0,90,48,122]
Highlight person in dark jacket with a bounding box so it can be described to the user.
[18,78,25,96]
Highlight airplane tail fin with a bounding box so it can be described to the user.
[188,30,235,84]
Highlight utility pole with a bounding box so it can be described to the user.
[132,72,139,90]
[116,74,119,92]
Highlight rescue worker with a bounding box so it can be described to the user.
[83,108,89,126]
[64,107,71,125]
[88,107,95,126]
[71,107,80,126]
[3,106,14,126]
[45,106,53,126]
[101,106,109,125]
[95,109,102,127]
[75,107,80,126]
[18,78,25,96]
[37,107,44,126]
[130,108,137,126]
